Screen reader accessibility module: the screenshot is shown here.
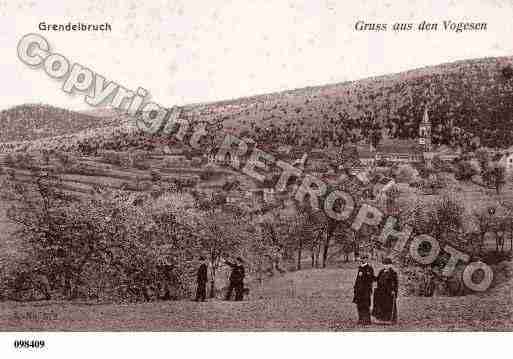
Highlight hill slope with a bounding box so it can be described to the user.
[0,104,125,143]
[3,56,513,151]
[180,56,513,149]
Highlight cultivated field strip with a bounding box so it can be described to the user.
[0,154,213,198]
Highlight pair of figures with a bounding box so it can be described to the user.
[195,256,246,302]
[353,255,398,325]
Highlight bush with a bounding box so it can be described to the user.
[455,160,478,180]
[401,265,436,296]
[393,164,419,183]
[502,65,513,79]
[407,195,465,246]
[376,158,388,167]
[0,174,201,302]
[399,257,471,297]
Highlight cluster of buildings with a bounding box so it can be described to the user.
[357,108,459,168]
[157,107,513,209]
[355,107,513,179]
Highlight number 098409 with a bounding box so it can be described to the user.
[13,340,45,349]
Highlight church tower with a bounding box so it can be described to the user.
[419,107,432,152]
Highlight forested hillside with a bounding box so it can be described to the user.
[181,56,513,150]
[3,56,513,152]
[0,104,125,143]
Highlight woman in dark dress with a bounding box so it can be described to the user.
[372,257,398,323]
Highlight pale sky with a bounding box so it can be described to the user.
[2,0,513,111]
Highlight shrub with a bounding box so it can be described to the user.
[502,65,513,79]
[401,265,437,296]
[393,164,419,183]
[0,173,201,302]
[455,160,478,180]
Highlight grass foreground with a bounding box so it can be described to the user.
[1,264,511,331]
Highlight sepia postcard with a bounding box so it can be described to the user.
[0,0,512,357]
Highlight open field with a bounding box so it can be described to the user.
[0,265,510,331]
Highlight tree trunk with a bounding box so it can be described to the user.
[209,252,217,298]
[321,228,328,269]
[209,267,216,299]
[322,242,329,268]
[322,224,335,268]
[297,239,302,270]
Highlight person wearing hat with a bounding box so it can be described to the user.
[352,254,375,325]
[224,256,246,301]
[195,256,208,302]
[372,257,398,323]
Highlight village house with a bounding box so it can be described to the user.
[357,147,375,166]
[356,107,458,167]
[435,144,461,162]
[374,140,424,163]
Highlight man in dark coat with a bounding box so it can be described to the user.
[224,257,245,301]
[353,254,375,325]
[372,257,398,323]
[195,256,208,302]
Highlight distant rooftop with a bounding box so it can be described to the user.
[357,146,375,159]
[376,139,422,154]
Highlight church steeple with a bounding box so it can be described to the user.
[419,107,432,151]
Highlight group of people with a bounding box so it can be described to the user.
[195,253,399,326]
[353,255,399,325]
[195,256,246,302]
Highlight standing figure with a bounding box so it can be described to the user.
[195,256,208,302]
[343,239,353,263]
[353,254,375,325]
[372,257,398,323]
[224,257,246,301]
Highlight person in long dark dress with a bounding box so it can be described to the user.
[195,256,208,302]
[372,257,398,323]
[352,254,375,325]
[224,257,245,301]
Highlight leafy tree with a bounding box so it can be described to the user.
[189,192,250,298]
[454,160,478,181]
[475,148,491,174]
[1,169,199,302]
